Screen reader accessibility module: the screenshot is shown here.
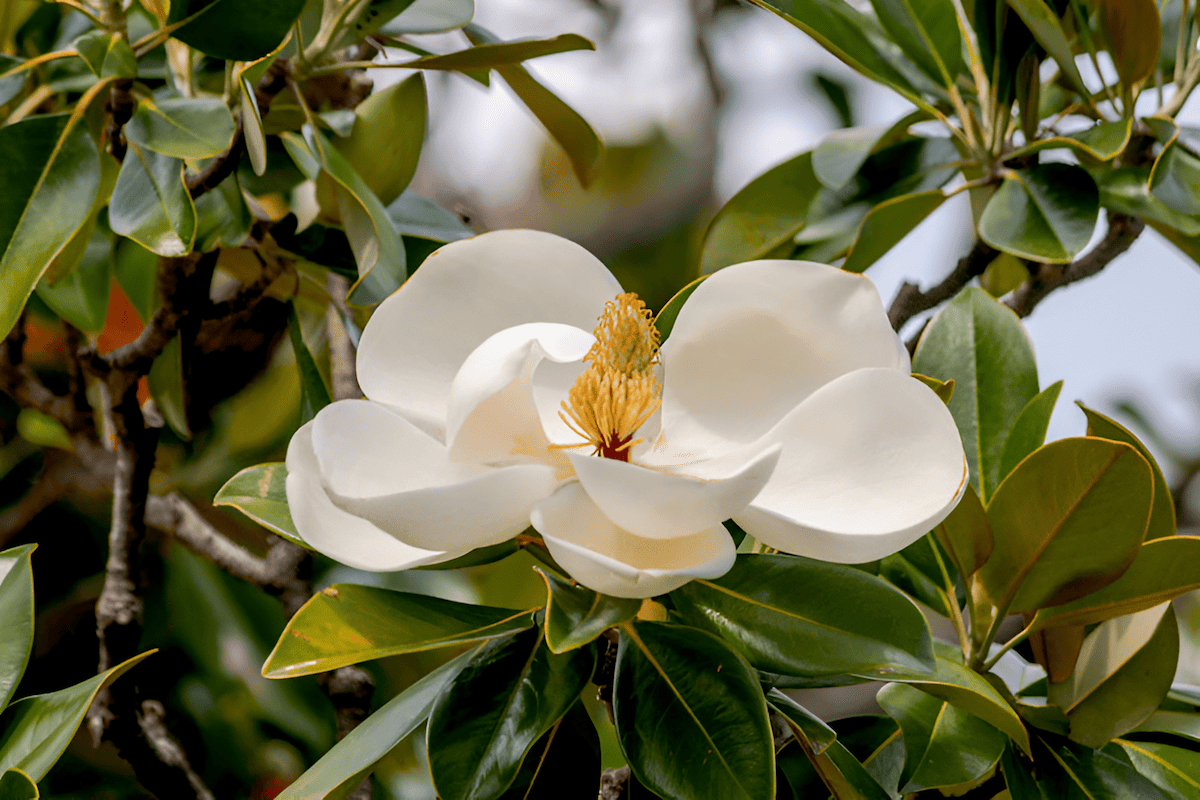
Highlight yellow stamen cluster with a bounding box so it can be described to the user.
[556,293,662,461]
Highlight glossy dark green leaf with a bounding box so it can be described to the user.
[237,39,292,176]
[1097,167,1200,236]
[497,701,600,800]
[615,622,775,800]
[193,173,252,251]
[263,584,536,678]
[842,189,946,273]
[879,534,955,618]
[147,335,191,440]
[765,689,837,754]
[1081,404,1175,541]
[1055,604,1178,748]
[0,650,153,781]
[0,113,101,341]
[427,626,593,800]
[877,681,1006,792]
[1034,536,1200,631]
[1115,740,1200,798]
[35,225,111,333]
[1038,734,1171,799]
[73,30,134,78]
[400,33,593,70]
[934,484,992,579]
[276,649,475,800]
[912,287,1039,502]
[997,380,1062,482]
[0,769,37,800]
[109,142,196,257]
[0,56,28,106]
[979,164,1100,263]
[386,191,472,242]
[1005,120,1133,163]
[170,0,305,60]
[868,0,963,88]
[979,437,1153,614]
[288,305,332,426]
[379,0,474,34]
[777,732,893,800]
[113,238,159,323]
[1147,118,1200,216]
[0,545,35,715]
[673,554,935,678]
[537,568,639,654]
[213,462,306,546]
[1004,0,1088,94]
[124,96,237,159]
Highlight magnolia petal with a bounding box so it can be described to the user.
[566,445,781,540]
[446,322,592,467]
[734,368,966,563]
[532,483,736,599]
[285,421,456,571]
[356,229,623,437]
[659,260,910,457]
[311,400,560,552]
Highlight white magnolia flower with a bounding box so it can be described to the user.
[285,229,967,598]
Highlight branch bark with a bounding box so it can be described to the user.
[888,239,997,332]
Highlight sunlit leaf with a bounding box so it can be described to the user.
[0,769,37,800]
[997,380,1062,481]
[536,568,638,654]
[0,545,35,715]
[213,462,306,546]
[934,484,992,580]
[1080,404,1175,541]
[1114,739,1200,798]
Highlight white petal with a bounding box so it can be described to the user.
[735,368,967,563]
[285,421,455,571]
[356,230,623,437]
[566,445,781,539]
[531,483,735,599]
[658,260,910,456]
[311,400,560,552]
[446,322,592,467]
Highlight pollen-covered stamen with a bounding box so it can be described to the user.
[554,293,662,462]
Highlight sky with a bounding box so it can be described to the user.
[376,0,1200,488]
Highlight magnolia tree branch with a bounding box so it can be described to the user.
[1005,213,1145,318]
[888,240,998,332]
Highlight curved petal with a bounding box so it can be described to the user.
[285,421,456,571]
[446,322,593,468]
[311,400,560,552]
[658,260,910,458]
[531,483,735,598]
[357,230,623,437]
[566,444,781,539]
[733,368,967,563]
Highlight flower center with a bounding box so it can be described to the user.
[555,293,662,461]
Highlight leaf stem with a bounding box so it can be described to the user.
[981,619,1035,672]
[930,540,971,660]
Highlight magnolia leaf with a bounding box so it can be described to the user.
[766,689,837,754]
[1004,0,1088,95]
[536,568,639,654]
[1039,735,1171,799]
[980,437,1153,615]
[1081,404,1175,541]
[287,305,332,426]
[868,0,964,88]
[213,463,306,546]
[380,0,475,34]
[1114,739,1200,797]
[997,380,1062,481]
[0,769,37,800]
[1098,167,1200,236]
[496,702,600,800]
[615,622,775,800]
[812,124,890,190]
[426,627,593,800]
[193,173,252,251]
[169,0,306,61]
[35,225,112,333]
[397,33,593,70]
[1004,120,1133,163]
[1101,0,1161,89]
[0,545,35,715]
[978,164,1099,263]
[933,483,992,579]
[842,189,946,273]
[109,143,197,257]
[262,584,536,678]
[124,96,237,159]
[1147,117,1200,216]
[237,35,293,177]
[386,191,473,242]
[147,335,191,440]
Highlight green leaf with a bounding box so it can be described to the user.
[1147,118,1200,216]
[262,584,536,678]
[0,545,35,715]
[912,286,1039,502]
[615,621,775,800]
[978,164,1100,263]
[0,113,101,341]
[868,0,964,88]
[72,30,115,77]
[15,409,71,451]
[379,0,475,34]
[979,437,1153,614]
[237,39,293,177]
[0,769,37,800]
[1005,120,1133,163]
[386,191,472,242]
[147,335,191,440]
[1081,404,1175,541]
[1100,0,1161,90]
[497,701,601,800]
[536,568,639,654]
[1134,710,1200,744]
[877,682,1007,792]
[1039,735,1172,799]
[673,553,935,678]
[878,535,955,618]
[276,650,475,800]
[213,463,306,546]
[399,33,593,70]
[701,150,819,272]
[1097,167,1200,236]
[170,0,305,61]
[114,238,159,323]
[464,26,602,188]
[0,56,29,106]
[765,689,837,754]
[812,124,890,190]
[124,96,237,160]
[1004,0,1088,95]
[997,380,1063,481]
[1033,536,1200,631]
[0,650,154,781]
[288,305,332,426]
[35,225,112,333]
[777,737,893,800]
[933,484,992,579]
[842,189,946,273]
[1049,604,1178,748]
[193,173,252,251]
[427,626,593,800]
[109,142,197,257]
[1115,740,1200,798]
